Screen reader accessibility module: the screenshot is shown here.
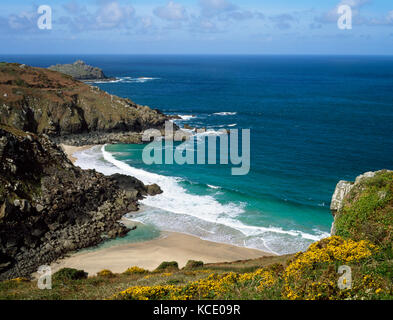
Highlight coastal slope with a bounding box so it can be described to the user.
[0,62,170,145]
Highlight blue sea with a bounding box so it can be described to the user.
[3,55,393,254]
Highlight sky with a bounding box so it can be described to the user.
[0,0,392,54]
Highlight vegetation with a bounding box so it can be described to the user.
[123,266,149,275]
[155,261,179,272]
[52,268,88,282]
[96,270,115,278]
[335,170,393,247]
[184,260,204,270]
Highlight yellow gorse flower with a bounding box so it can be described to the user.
[283,236,378,300]
[111,236,380,301]
[112,269,278,300]
[123,266,149,275]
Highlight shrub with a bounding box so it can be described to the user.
[10,277,30,283]
[53,268,88,281]
[123,266,149,275]
[155,261,179,272]
[184,260,204,270]
[97,269,115,277]
[283,236,378,300]
[112,269,280,300]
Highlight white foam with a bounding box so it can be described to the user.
[195,129,227,137]
[100,145,245,222]
[86,79,122,84]
[73,145,330,254]
[90,76,160,84]
[213,112,237,116]
[177,115,196,121]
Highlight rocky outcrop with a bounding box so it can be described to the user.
[48,60,112,81]
[52,131,147,146]
[330,171,390,234]
[0,125,160,280]
[0,63,174,145]
[330,181,355,216]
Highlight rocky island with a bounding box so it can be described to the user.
[48,60,115,82]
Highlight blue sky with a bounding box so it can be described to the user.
[0,0,392,54]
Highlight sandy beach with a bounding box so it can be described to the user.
[60,144,95,164]
[53,145,272,276]
[50,231,270,275]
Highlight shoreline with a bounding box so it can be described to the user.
[50,230,271,275]
[61,144,95,164]
[55,144,273,275]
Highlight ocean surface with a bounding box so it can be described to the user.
[3,55,393,254]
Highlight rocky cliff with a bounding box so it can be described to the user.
[0,62,172,145]
[0,124,162,280]
[0,62,174,280]
[48,60,111,81]
[330,170,393,243]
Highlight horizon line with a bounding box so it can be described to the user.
[1,53,393,57]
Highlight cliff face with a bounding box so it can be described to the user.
[0,124,161,280]
[48,60,109,80]
[0,63,170,145]
[330,170,393,244]
[0,62,171,280]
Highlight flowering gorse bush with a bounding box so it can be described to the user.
[97,269,115,277]
[123,266,149,275]
[283,236,379,300]
[112,269,278,300]
[111,235,387,301]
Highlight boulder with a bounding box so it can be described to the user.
[146,184,163,196]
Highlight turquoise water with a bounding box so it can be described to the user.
[79,221,161,253]
[6,55,393,254]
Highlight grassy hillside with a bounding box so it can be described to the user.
[0,62,168,137]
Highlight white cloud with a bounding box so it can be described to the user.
[63,1,86,14]
[388,10,393,22]
[339,0,370,7]
[95,1,135,29]
[189,17,221,33]
[199,0,237,17]
[154,1,188,21]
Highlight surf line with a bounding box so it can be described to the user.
[141,121,250,176]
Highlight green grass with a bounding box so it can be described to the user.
[335,170,393,245]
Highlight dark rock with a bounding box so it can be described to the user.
[184,124,194,130]
[146,184,163,196]
[0,126,153,280]
[48,60,110,81]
